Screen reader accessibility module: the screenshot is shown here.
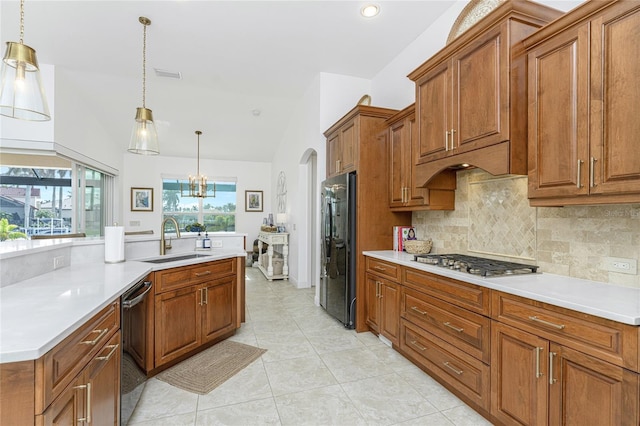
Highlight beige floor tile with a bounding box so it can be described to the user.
[195,397,281,426]
[396,365,466,411]
[395,411,456,425]
[320,347,395,383]
[197,359,272,411]
[441,405,494,426]
[128,378,198,424]
[263,355,337,396]
[127,412,196,426]
[274,384,367,426]
[340,373,438,425]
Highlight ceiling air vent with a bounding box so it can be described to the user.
[154,69,182,79]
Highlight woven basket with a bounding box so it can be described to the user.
[404,239,432,254]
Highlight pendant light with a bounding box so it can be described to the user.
[181,131,216,198]
[0,0,51,121]
[128,16,159,155]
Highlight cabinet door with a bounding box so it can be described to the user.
[39,375,85,426]
[365,274,380,333]
[339,119,357,173]
[590,4,640,195]
[491,322,549,426]
[380,281,400,345]
[327,131,341,177]
[416,60,451,164]
[452,23,509,153]
[549,343,639,426]
[389,119,406,207]
[202,276,236,343]
[155,286,201,366]
[528,23,590,199]
[85,331,121,426]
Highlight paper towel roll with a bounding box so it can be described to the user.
[105,226,125,263]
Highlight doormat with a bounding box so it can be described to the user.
[155,340,267,395]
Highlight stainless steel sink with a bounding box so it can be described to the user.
[141,253,213,264]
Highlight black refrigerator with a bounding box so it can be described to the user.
[320,172,356,329]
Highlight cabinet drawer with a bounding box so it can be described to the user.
[492,291,639,371]
[400,319,490,411]
[191,258,235,281]
[156,259,237,293]
[366,257,400,281]
[402,287,490,364]
[38,300,119,411]
[403,268,490,315]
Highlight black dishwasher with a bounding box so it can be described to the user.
[120,277,153,425]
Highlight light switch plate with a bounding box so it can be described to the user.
[211,240,223,248]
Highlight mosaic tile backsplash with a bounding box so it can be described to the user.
[413,169,640,288]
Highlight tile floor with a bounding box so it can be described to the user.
[127,267,493,425]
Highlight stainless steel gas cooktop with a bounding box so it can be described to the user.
[413,253,538,277]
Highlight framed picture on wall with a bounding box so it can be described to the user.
[131,187,153,212]
[245,190,263,212]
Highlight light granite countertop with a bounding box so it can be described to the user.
[364,250,640,326]
[0,250,246,363]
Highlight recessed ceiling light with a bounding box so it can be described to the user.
[361,4,380,18]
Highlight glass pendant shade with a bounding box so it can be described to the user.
[0,41,51,121]
[128,107,159,155]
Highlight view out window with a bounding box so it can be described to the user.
[0,157,113,239]
[162,178,236,232]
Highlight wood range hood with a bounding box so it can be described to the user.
[414,140,527,188]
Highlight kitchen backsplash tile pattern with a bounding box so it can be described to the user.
[413,169,640,288]
[468,176,535,260]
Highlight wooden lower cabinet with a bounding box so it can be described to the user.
[202,275,237,343]
[365,273,400,345]
[39,331,121,426]
[155,275,237,368]
[492,321,639,426]
[400,319,491,412]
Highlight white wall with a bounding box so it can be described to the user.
[121,153,271,247]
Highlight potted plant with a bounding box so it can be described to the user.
[185,222,206,233]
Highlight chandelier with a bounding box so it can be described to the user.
[181,131,216,198]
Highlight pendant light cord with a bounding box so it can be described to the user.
[19,0,25,44]
[142,21,147,108]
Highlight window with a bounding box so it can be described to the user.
[162,178,236,232]
[0,154,113,239]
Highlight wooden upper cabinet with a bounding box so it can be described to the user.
[409,1,562,186]
[387,105,455,211]
[324,105,396,179]
[526,0,640,205]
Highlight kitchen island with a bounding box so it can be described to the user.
[0,250,246,425]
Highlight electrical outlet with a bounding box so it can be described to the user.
[211,240,223,248]
[604,257,637,275]
[53,256,65,270]
[129,220,140,226]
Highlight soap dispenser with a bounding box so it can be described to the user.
[203,232,211,249]
[195,231,204,249]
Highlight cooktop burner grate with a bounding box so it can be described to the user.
[413,253,538,277]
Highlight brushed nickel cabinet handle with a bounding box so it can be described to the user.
[373,266,386,272]
[443,322,464,333]
[577,159,583,188]
[96,344,119,361]
[590,157,596,188]
[411,306,427,316]
[199,288,204,306]
[410,340,427,351]
[204,287,208,305]
[529,316,566,330]
[443,361,463,375]
[336,160,341,173]
[535,347,543,378]
[450,129,456,150]
[445,131,450,151]
[80,328,108,345]
[549,352,557,385]
[195,271,212,277]
[86,382,92,423]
